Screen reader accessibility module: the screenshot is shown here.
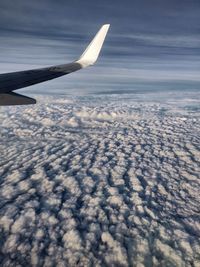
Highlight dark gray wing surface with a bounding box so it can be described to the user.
[0,62,81,94]
[0,92,36,105]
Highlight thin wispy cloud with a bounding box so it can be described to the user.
[0,0,199,94]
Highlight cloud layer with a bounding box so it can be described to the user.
[0,93,200,266]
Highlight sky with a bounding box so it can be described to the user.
[0,0,199,95]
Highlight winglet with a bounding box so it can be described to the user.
[76,24,110,68]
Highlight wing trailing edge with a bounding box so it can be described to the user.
[0,92,36,106]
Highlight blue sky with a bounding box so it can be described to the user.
[0,0,199,95]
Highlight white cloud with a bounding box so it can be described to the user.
[0,93,199,266]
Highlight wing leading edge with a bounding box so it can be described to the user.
[0,24,110,105]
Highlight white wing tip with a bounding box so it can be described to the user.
[102,24,110,29]
[76,24,110,68]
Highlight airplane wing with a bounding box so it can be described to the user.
[0,92,36,106]
[0,24,110,105]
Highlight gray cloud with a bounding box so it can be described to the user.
[0,93,200,266]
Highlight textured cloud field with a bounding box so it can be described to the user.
[0,93,200,267]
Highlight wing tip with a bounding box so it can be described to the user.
[76,23,110,68]
[102,24,110,29]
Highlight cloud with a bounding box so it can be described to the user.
[0,93,200,266]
